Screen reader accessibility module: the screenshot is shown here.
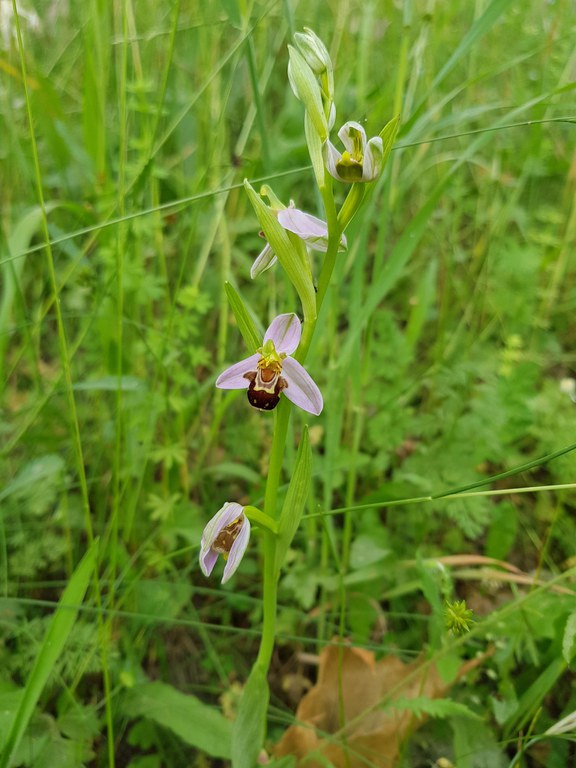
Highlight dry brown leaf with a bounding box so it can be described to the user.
[274,643,487,768]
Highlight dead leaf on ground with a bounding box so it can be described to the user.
[274,643,488,768]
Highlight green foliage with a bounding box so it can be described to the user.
[0,541,98,768]
[275,426,311,574]
[225,281,262,352]
[123,681,232,759]
[390,695,482,721]
[562,612,576,665]
[2,0,576,765]
[231,665,269,768]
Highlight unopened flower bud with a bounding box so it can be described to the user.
[287,44,328,139]
[294,27,332,75]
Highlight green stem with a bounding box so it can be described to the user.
[250,80,370,700]
[244,506,278,534]
[314,184,340,312]
[263,400,291,518]
[255,529,278,671]
[254,399,290,675]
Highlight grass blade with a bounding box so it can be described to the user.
[0,541,99,767]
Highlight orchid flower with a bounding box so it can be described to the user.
[199,502,250,583]
[216,313,323,415]
[323,121,384,183]
[251,206,347,279]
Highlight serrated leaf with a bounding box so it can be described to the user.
[563,611,576,664]
[275,427,311,574]
[389,696,482,721]
[224,282,261,352]
[123,681,231,759]
[231,665,269,768]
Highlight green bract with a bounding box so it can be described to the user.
[287,45,327,140]
[244,180,317,323]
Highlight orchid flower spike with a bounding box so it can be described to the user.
[199,502,250,583]
[216,313,323,415]
[323,121,384,183]
[251,204,347,279]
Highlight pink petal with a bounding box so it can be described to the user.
[322,139,342,181]
[199,502,245,578]
[278,207,327,238]
[200,548,218,577]
[277,207,347,253]
[222,516,251,583]
[200,502,244,550]
[216,353,260,389]
[264,314,301,355]
[281,357,323,415]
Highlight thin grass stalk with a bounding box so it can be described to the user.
[11,2,115,758]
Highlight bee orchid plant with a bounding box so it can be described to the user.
[199,26,398,766]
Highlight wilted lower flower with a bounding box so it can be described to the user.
[323,121,384,183]
[546,708,576,736]
[199,502,250,584]
[216,313,323,415]
[251,205,347,278]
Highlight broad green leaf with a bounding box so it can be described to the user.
[504,656,566,736]
[231,665,269,768]
[205,461,262,486]
[275,427,311,574]
[349,535,390,569]
[224,281,262,352]
[0,540,99,768]
[0,454,65,503]
[453,717,508,768]
[244,181,317,323]
[562,612,576,664]
[123,681,232,759]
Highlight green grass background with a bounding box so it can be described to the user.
[2,0,576,765]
